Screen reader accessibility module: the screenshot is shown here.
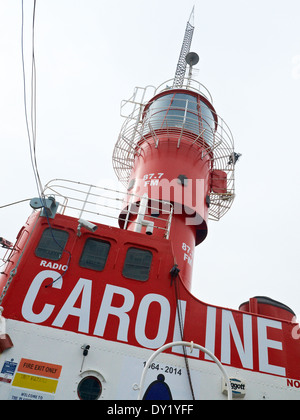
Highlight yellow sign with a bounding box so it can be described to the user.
[12,373,58,394]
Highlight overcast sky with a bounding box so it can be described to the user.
[1,0,300,319]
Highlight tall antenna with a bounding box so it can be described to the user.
[173,6,195,88]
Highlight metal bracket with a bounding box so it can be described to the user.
[30,196,59,219]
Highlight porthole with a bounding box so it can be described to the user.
[77,376,102,400]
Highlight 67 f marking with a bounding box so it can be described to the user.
[143,173,164,187]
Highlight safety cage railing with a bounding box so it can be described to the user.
[42,179,173,239]
[113,78,236,221]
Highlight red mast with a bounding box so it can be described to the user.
[113,11,237,290]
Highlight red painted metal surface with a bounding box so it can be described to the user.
[0,335,13,353]
[239,297,295,322]
[119,89,219,290]
[1,212,300,381]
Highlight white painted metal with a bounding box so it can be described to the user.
[137,341,232,400]
[1,319,299,400]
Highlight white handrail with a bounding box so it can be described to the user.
[42,179,173,239]
[137,340,232,400]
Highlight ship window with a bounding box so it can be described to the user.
[77,376,102,400]
[122,247,153,281]
[35,228,69,261]
[144,93,216,145]
[79,238,110,271]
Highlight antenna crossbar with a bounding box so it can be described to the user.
[173,8,195,88]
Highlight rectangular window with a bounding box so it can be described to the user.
[79,238,110,271]
[122,247,153,281]
[35,228,69,261]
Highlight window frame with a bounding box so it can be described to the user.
[145,92,216,145]
[122,247,153,282]
[77,375,102,400]
[35,227,69,261]
[79,237,111,272]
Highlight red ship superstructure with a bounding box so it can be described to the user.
[0,9,299,401]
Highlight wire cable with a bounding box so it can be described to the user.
[21,0,44,199]
[0,199,31,209]
[170,264,196,400]
[20,0,72,286]
[30,0,43,195]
